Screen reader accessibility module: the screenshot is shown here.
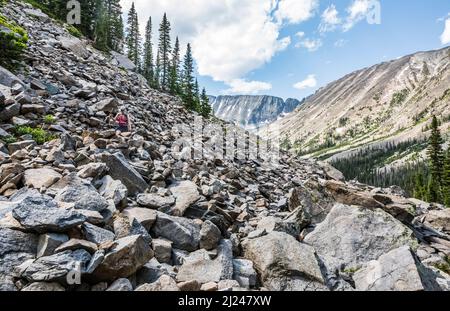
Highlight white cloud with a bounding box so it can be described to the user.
[343,0,371,31]
[293,74,317,90]
[319,4,341,33]
[223,79,272,95]
[334,39,348,47]
[121,0,316,94]
[296,38,323,52]
[275,0,319,24]
[296,31,306,38]
[441,17,450,44]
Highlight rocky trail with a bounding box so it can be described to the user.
[1,1,450,291]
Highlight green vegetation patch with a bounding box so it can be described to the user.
[14,125,57,145]
[0,14,28,70]
[390,89,410,107]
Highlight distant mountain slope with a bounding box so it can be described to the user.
[268,47,450,160]
[209,95,302,130]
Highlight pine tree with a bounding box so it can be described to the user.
[143,17,155,87]
[93,0,109,51]
[200,88,212,118]
[76,0,98,39]
[194,78,200,111]
[443,149,450,207]
[157,13,172,91]
[106,0,124,52]
[155,51,161,90]
[181,43,196,110]
[426,115,444,202]
[126,2,141,67]
[169,37,180,95]
[413,172,425,200]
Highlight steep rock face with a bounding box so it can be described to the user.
[269,47,450,160]
[209,95,302,130]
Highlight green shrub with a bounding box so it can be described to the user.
[390,89,409,107]
[2,135,16,144]
[15,125,57,145]
[43,114,56,124]
[0,14,28,70]
[66,25,82,38]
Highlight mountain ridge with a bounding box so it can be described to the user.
[267,45,450,162]
[209,95,303,130]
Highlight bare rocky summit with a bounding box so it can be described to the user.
[0,1,449,292]
[268,46,450,162]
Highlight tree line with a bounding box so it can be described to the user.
[414,116,450,206]
[331,115,449,207]
[27,0,212,118]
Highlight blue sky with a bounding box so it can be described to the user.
[122,0,450,100]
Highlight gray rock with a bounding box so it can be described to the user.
[136,275,179,291]
[58,36,89,58]
[23,168,62,189]
[101,152,148,196]
[22,249,91,282]
[106,278,133,291]
[21,104,46,114]
[151,212,201,252]
[99,175,128,207]
[95,98,118,113]
[136,193,175,210]
[54,239,98,254]
[233,259,257,288]
[176,240,234,284]
[152,239,172,264]
[81,223,115,245]
[169,180,200,216]
[0,66,23,87]
[257,216,301,238]
[92,235,154,282]
[0,102,21,121]
[242,231,326,291]
[318,161,345,181]
[122,207,156,231]
[12,196,87,233]
[55,184,109,212]
[77,163,109,179]
[21,282,65,291]
[135,258,172,286]
[200,220,221,250]
[0,227,38,279]
[86,250,105,274]
[37,233,69,258]
[110,51,136,71]
[24,8,49,22]
[61,133,76,151]
[353,246,425,291]
[303,204,417,273]
[113,215,152,245]
[424,209,450,234]
[7,140,36,154]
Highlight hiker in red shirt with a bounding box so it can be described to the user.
[115,109,131,132]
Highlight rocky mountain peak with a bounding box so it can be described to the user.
[209,95,302,131]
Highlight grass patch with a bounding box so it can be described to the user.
[66,24,82,38]
[0,14,28,70]
[1,135,17,144]
[43,114,56,124]
[15,125,57,144]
